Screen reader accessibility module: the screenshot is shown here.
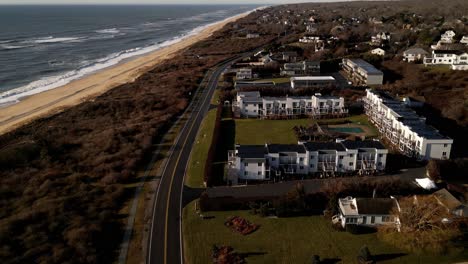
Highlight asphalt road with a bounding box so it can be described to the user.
[146,55,243,264]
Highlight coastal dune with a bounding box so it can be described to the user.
[0,13,248,135]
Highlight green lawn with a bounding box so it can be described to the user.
[254,77,291,84]
[183,200,466,264]
[233,115,377,145]
[185,90,220,188]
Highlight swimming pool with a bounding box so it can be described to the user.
[329,127,364,133]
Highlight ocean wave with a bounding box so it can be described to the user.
[25,36,83,44]
[0,9,257,106]
[96,28,120,34]
[0,44,34,50]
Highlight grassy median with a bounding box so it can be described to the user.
[183,200,466,264]
[185,90,220,188]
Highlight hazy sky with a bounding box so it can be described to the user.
[0,0,347,5]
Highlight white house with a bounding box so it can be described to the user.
[342,58,384,86]
[431,30,457,50]
[461,36,468,45]
[280,61,320,76]
[236,68,253,80]
[334,196,400,229]
[424,50,468,70]
[403,47,428,62]
[233,91,348,118]
[290,76,336,89]
[246,33,260,39]
[371,48,386,56]
[440,30,456,44]
[371,32,390,46]
[364,89,453,160]
[227,140,388,183]
[299,36,324,52]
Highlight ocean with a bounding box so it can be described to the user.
[0,5,258,105]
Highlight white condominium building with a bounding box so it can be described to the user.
[233,91,347,119]
[227,140,388,183]
[364,89,453,160]
[342,58,384,86]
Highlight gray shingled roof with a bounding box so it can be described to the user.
[356,198,397,215]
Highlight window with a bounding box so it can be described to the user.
[349,154,354,157]
[258,171,262,175]
[310,164,315,168]
[258,162,262,166]
[444,144,448,147]
[442,152,447,157]
[244,171,248,176]
[271,157,276,161]
[378,154,383,158]
[378,162,382,166]
[339,155,344,160]
[244,163,248,167]
[349,162,354,166]
[253,110,256,112]
[346,218,357,224]
[266,103,271,108]
[299,166,304,169]
[281,104,286,108]
[338,164,343,168]
[370,216,375,224]
[310,156,314,159]
[299,157,304,161]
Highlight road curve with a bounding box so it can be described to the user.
[146,55,243,264]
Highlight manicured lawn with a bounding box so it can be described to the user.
[254,77,291,84]
[185,90,220,188]
[233,114,377,145]
[183,200,467,264]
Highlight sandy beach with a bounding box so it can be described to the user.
[0,12,248,135]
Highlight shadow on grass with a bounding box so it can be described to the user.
[321,258,341,264]
[239,251,267,258]
[373,253,407,262]
[212,118,236,185]
[182,185,206,207]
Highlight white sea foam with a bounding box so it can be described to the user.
[0,44,33,50]
[23,36,83,44]
[96,28,120,34]
[0,8,257,106]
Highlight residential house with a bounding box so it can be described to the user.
[299,36,325,52]
[371,48,386,56]
[281,61,320,76]
[461,36,468,45]
[246,33,260,39]
[334,196,400,228]
[433,189,468,217]
[424,49,468,70]
[290,76,336,89]
[364,89,453,160]
[342,58,384,86]
[233,91,347,119]
[281,51,298,62]
[227,140,388,183]
[431,30,457,50]
[236,68,253,80]
[440,30,456,44]
[371,32,390,46]
[403,47,428,62]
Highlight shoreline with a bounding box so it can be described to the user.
[0,11,252,135]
